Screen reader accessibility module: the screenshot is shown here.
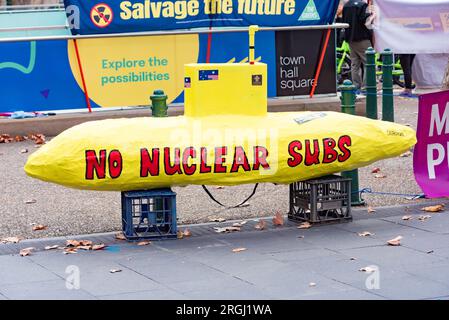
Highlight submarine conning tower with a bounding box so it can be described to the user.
[184,26,267,118]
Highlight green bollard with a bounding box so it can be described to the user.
[150,90,168,117]
[381,49,394,122]
[339,80,365,206]
[365,47,378,120]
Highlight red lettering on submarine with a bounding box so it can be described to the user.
[84,137,352,180]
[287,135,352,168]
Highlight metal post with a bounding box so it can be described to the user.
[339,80,365,206]
[365,47,378,119]
[150,90,168,117]
[382,49,394,122]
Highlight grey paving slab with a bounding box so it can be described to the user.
[263,248,345,263]
[404,262,449,287]
[98,288,187,300]
[163,276,255,294]
[77,267,165,297]
[382,213,449,234]
[182,283,273,300]
[119,258,230,286]
[0,255,61,286]
[339,245,447,270]
[431,247,449,259]
[369,275,449,300]
[0,279,96,300]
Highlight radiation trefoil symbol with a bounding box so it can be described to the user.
[90,3,114,28]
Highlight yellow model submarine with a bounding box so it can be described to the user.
[24,29,416,191]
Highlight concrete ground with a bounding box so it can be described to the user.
[0,94,435,240]
[0,202,448,300]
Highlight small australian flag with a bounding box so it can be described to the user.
[184,77,191,88]
[199,69,219,81]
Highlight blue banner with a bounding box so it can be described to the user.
[64,0,338,35]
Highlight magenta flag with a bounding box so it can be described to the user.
[414,90,449,197]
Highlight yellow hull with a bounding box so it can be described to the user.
[24,111,416,191]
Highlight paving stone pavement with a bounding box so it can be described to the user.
[1,202,449,300]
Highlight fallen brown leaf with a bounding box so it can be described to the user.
[1,236,21,244]
[79,240,93,246]
[182,229,192,237]
[367,207,376,214]
[115,232,127,240]
[209,216,226,223]
[254,219,267,230]
[402,215,413,221]
[15,135,25,142]
[215,186,225,189]
[421,204,445,213]
[358,231,374,237]
[63,248,78,254]
[92,244,106,251]
[137,240,151,246]
[371,167,381,174]
[20,247,34,257]
[272,212,284,226]
[44,245,59,250]
[177,230,184,239]
[213,226,241,233]
[77,245,92,250]
[66,240,80,247]
[32,224,47,231]
[359,266,376,273]
[110,269,122,273]
[232,247,247,253]
[387,236,402,246]
[297,222,312,229]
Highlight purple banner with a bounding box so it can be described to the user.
[414,90,449,197]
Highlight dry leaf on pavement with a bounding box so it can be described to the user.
[402,215,413,221]
[371,167,381,174]
[297,222,312,229]
[418,215,431,221]
[137,240,151,246]
[24,199,36,204]
[79,240,93,246]
[387,236,402,246]
[115,232,127,240]
[66,240,80,247]
[1,236,21,244]
[272,212,284,226]
[19,247,34,257]
[359,266,376,273]
[110,269,122,273]
[254,219,267,230]
[358,231,373,237]
[215,186,225,189]
[209,216,226,223]
[177,230,184,239]
[32,224,47,231]
[367,207,376,214]
[77,245,92,250]
[213,226,241,233]
[92,244,106,251]
[232,247,247,253]
[182,229,192,237]
[63,248,78,254]
[44,245,59,250]
[421,204,445,213]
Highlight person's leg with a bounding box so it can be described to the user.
[400,54,413,90]
[349,42,363,90]
[358,40,371,90]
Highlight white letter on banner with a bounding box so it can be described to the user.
[427,143,445,179]
[429,103,449,137]
[66,5,80,30]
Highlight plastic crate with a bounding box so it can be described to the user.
[121,188,177,240]
[288,175,352,224]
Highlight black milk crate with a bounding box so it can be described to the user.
[121,188,177,240]
[288,175,352,224]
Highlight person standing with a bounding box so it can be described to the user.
[342,0,375,92]
[398,54,416,97]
